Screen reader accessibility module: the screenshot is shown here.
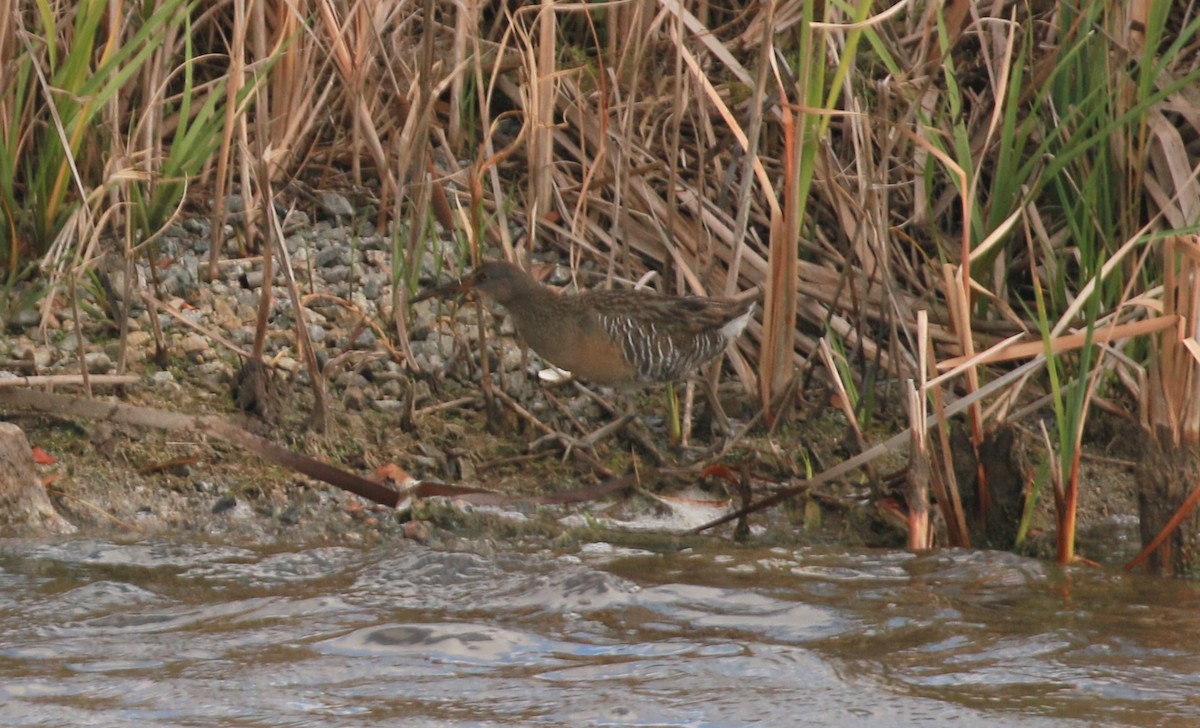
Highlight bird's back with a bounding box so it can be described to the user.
[585,289,753,384]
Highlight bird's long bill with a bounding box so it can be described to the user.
[410,277,470,303]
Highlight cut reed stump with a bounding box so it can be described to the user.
[1135,432,1200,575]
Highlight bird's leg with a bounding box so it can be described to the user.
[666,382,683,445]
[554,411,637,462]
[680,381,694,448]
[538,385,608,461]
[571,383,667,465]
[695,374,733,438]
[492,386,612,473]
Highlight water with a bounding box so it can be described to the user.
[1,537,1197,726]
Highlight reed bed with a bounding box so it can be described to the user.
[4,0,1200,568]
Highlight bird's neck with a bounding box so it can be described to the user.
[491,275,556,318]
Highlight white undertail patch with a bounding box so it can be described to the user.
[720,302,755,341]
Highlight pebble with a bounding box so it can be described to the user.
[315,247,348,268]
[151,370,176,386]
[10,307,40,329]
[334,371,369,388]
[318,191,355,219]
[274,357,300,373]
[224,194,247,213]
[323,265,350,283]
[84,352,113,374]
[362,274,384,300]
[194,361,233,382]
[180,333,209,361]
[352,329,376,350]
[343,386,368,411]
[31,347,52,368]
[59,332,84,353]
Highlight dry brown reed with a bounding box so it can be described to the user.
[6,0,1200,555]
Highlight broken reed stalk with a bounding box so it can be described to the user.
[941,262,991,528]
[907,310,934,550]
[906,379,931,550]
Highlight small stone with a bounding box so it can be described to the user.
[150,370,176,386]
[274,356,300,373]
[335,371,370,389]
[362,275,384,301]
[318,191,355,219]
[224,194,246,213]
[322,265,350,284]
[403,520,430,542]
[10,307,41,329]
[59,332,83,353]
[343,386,368,411]
[212,296,237,324]
[31,348,52,369]
[315,247,347,268]
[194,361,234,383]
[547,264,573,286]
[282,210,310,232]
[84,352,112,374]
[180,333,208,354]
[498,342,525,370]
[351,329,376,350]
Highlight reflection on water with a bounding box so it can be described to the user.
[1,537,1197,727]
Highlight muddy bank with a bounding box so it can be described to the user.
[0,217,1141,562]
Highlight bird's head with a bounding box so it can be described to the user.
[411,260,534,306]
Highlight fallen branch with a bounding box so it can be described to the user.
[0,375,139,388]
[0,388,402,507]
[0,388,642,513]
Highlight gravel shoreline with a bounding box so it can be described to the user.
[0,210,750,546]
[0,210,1141,560]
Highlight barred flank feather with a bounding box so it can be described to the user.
[600,299,752,383]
